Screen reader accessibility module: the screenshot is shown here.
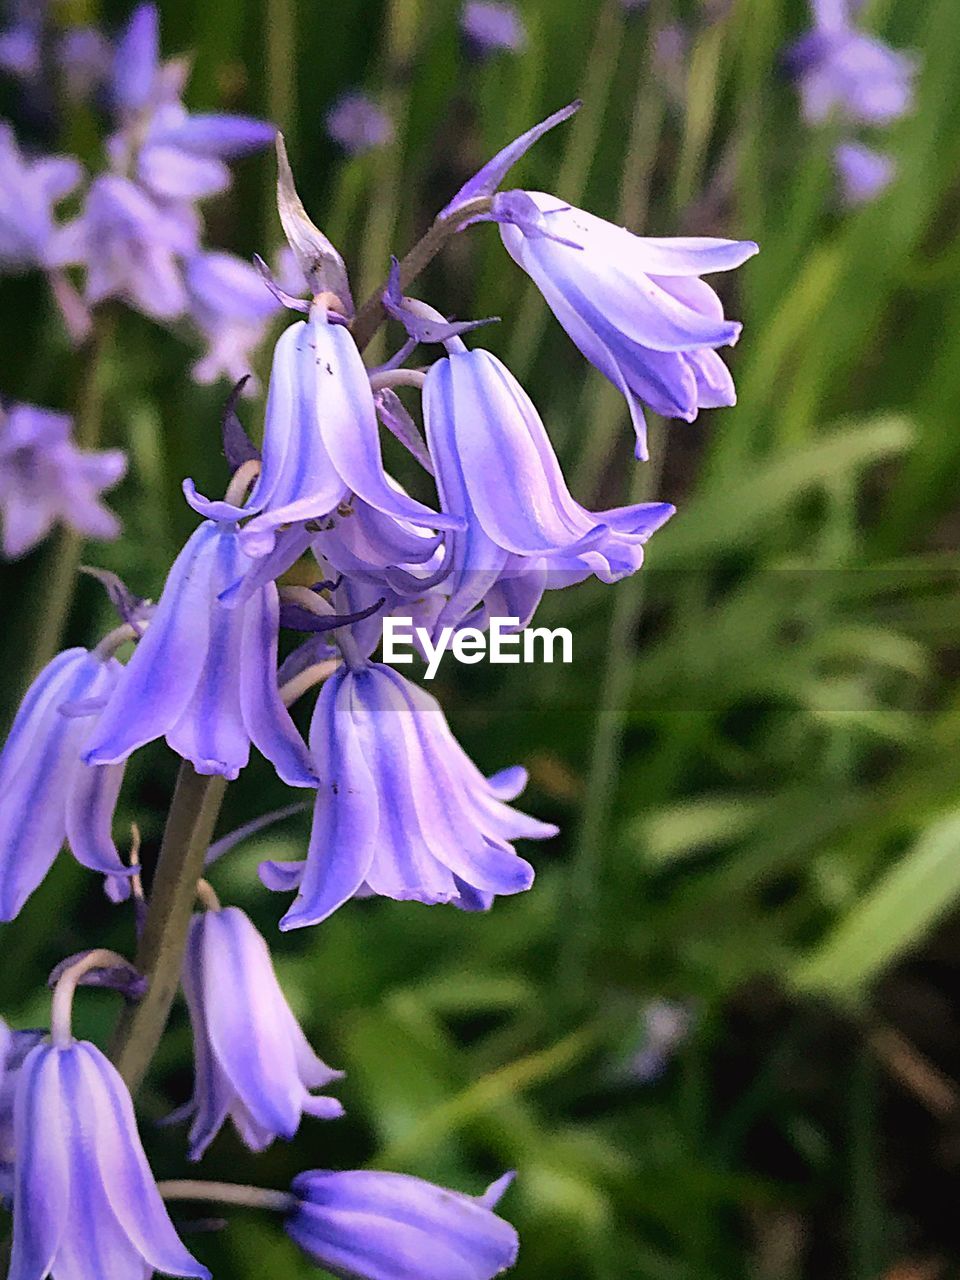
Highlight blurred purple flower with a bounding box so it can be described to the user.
[0,402,125,558]
[0,1020,43,1203]
[64,173,198,319]
[787,0,916,125]
[834,140,895,204]
[260,661,556,929]
[627,999,694,1083]
[59,26,112,102]
[84,489,317,786]
[0,645,133,921]
[181,905,343,1160]
[461,1,527,56]
[423,347,674,629]
[9,1039,209,1280]
[325,91,394,156]
[285,1169,519,1280]
[185,250,281,390]
[0,123,83,273]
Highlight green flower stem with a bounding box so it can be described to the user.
[111,763,227,1094]
[157,1181,296,1213]
[29,312,115,681]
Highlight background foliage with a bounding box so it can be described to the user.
[3,0,960,1276]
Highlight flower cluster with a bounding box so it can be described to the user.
[787,0,917,205]
[0,3,276,371]
[0,95,756,1280]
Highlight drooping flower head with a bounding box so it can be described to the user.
[460,2,527,57]
[181,904,343,1160]
[834,140,895,205]
[0,401,126,558]
[84,485,317,785]
[423,344,674,629]
[787,0,916,126]
[0,645,135,922]
[441,105,758,458]
[260,660,556,929]
[325,92,394,156]
[285,1169,519,1280]
[9,1038,210,1280]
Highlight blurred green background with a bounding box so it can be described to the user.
[3,0,960,1276]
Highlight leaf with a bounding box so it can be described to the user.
[791,808,960,999]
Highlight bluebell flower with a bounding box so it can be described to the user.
[185,250,281,389]
[239,307,461,558]
[325,92,394,156]
[0,646,134,921]
[0,124,82,274]
[440,105,757,458]
[787,0,916,126]
[0,1020,43,1204]
[181,905,343,1159]
[85,488,317,784]
[834,140,895,205]
[423,346,674,627]
[460,2,527,56]
[260,661,556,929]
[0,402,125,558]
[285,1169,519,1280]
[498,198,757,457]
[66,173,198,319]
[9,1038,210,1280]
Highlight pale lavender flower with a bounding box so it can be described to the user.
[834,140,895,204]
[461,1,527,56]
[0,646,133,921]
[325,91,393,156]
[441,104,757,457]
[0,124,82,273]
[239,308,459,559]
[499,197,757,458]
[423,346,674,629]
[0,1020,43,1203]
[285,1169,519,1280]
[185,250,281,389]
[84,487,317,785]
[9,1039,209,1280]
[0,402,125,558]
[66,173,198,319]
[181,906,343,1160]
[787,0,916,126]
[59,27,113,103]
[627,999,694,1082]
[259,661,556,929]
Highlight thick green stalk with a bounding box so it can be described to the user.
[29,313,115,679]
[111,764,227,1093]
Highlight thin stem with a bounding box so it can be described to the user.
[29,311,115,679]
[280,658,340,708]
[350,197,492,352]
[110,763,227,1092]
[224,459,261,508]
[157,1181,296,1214]
[93,622,139,661]
[367,368,426,393]
[50,948,134,1046]
[559,420,666,997]
[265,0,297,148]
[195,879,221,912]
